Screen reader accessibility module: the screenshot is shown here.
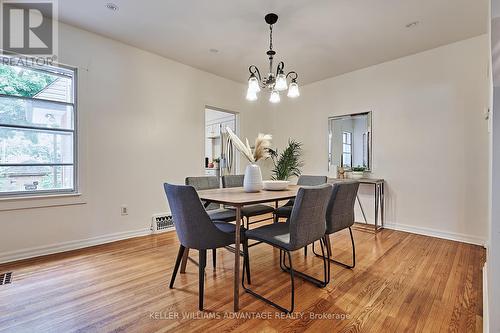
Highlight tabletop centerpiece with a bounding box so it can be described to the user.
[264,139,304,190]
[226,127,272,192]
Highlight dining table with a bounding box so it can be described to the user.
[196,184,301,312]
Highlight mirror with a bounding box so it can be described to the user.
[328,112,372,171]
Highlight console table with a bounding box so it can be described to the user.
[328,177,385,233]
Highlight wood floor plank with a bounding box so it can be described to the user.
[0,227,484,333]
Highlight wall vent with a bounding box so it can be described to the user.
[0,272,12,285]
[151,213,175,234]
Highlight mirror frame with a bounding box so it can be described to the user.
[328,111,373,172]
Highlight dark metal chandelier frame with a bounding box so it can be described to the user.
[246,13,300,102]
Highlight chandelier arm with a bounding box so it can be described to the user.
[286,71,298,81]
[249,65,262,82]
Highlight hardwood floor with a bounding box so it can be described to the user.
[0,226,485,332]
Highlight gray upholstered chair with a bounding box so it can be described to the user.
[185,176,237,268]
[185,176,236,222]
[312,181,359,269]
[164,183,250,311]
[222,175,274,228]
[242,184,332,313]
[274,175,328,222]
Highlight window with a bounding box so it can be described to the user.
[0,58,77,196]
[342,131,352,168]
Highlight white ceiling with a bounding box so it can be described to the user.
[57,0,488,85]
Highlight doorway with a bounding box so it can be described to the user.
[204,107,238,178]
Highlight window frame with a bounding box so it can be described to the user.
[342,131,352,169]
[0,58,78,198]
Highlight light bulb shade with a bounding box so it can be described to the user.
[287,82,300,98]
[248,76,261,93]
[269,90,280,103]
[275,73,288,91]
[246,88,258,101]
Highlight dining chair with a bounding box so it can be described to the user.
[185,176,236,222]
[185,176,236,268]
[164,183,250,311]
[242,184,332,313]
[273,175,328,223]
[312,181,359,269]
[222,175,275,229]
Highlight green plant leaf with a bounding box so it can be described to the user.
[270,139,304,181]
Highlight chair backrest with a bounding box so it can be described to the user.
[288,184,332,250]
[325,181,359,234]
[185,176,220,210]
[164,183,231,249]
[297,175,328,186]
[222,175,244,188]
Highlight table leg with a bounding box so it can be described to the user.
[381,183,385,228]
[233,206,242,312]
[374,184,379,232]
[356,194,368,224]
[180,248,189,273]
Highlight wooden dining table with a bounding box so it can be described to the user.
[197,184,301,312]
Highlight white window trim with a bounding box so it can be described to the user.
[0,58,79,199]
[0,192,86,211]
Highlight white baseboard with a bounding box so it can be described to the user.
[0,228,152,264]
[383,222,486,246]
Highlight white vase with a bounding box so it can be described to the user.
[244,164,263,192]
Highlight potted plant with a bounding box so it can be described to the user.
[350,166,366,179]
[261,140,303,190]
[268,139,304,180]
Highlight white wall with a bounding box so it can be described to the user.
[270,35,490,244]
[0,22,269,262]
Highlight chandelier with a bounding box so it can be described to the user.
[246,13,300,103]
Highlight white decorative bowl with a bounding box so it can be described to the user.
[262,180,290,191]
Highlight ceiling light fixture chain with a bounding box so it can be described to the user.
[269,24,273,51]
[246,13,300,103]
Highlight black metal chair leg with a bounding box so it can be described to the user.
[321,238,330,285]
[304,245,307,256]
[287,251,295,313]
[169,245,185,288]
[199,250,207,311]
[212,249,216,268]
[243,238,251,284]
[313,227,356,269]
[324,235,332,282]
[243,248,294,313]
[280,239,329,288]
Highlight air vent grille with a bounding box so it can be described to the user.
[0,272,12,285]
[152,213,175,234]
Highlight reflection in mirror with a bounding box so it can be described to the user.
[328,112,372,171]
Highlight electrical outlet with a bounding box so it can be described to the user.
[121,205,128,216]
